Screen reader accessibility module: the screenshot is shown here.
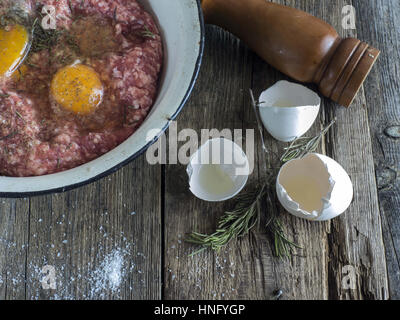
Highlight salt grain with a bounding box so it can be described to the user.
[90,249,124,295]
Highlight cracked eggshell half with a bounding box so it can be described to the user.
[276,153,353,221]
[187,138,250,202]
[258,81,321,142]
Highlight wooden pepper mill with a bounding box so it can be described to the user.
[201,0,380,107]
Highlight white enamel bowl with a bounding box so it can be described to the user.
[0,0,204,196]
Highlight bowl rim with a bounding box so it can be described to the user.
[0,0,205,198]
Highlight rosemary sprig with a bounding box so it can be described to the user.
[261,171,302,258]
[266,212,302,258]
[186,183,269,256]
[31,18,64,53]
[280,118,336,163]
[186,175,301,258]
[186,90,336,259]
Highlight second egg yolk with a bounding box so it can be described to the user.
[0,24,29,78]
[51,64,104,115]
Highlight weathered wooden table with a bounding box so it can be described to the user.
[0,0,399,300]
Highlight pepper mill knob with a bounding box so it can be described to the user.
[201,0,380,107]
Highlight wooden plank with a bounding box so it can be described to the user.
[251,65,331,298]
[164,24,329,300]
[0,198,30,300]
[164,26,264,300]
[164,0,389,300]
[289,0,389,299]
[352,0,400,299]
[0,157,162,300]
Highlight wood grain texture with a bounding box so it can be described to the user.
[0,0,398,300]
[352,0,400,299]
[164,0,390,300]
[316,0,389,300]
[163,25,331,300]
[0,158,162,300]
[0,198,30,300]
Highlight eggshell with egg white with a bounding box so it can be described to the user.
[258,80,321,142]
[187,138,250,202]
[276,153,353,221]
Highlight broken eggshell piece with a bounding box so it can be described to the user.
[187,138,250,202]
[258,80,321,142]
[276,153,353,221]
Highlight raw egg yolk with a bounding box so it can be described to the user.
[51,64,104,115]
[0,24,29,78]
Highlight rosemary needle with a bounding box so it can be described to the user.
[280,118,337,163]
[267,216,302,258]
[141,26,156,39]
[186,182,268,256]
[15,111,25,123]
